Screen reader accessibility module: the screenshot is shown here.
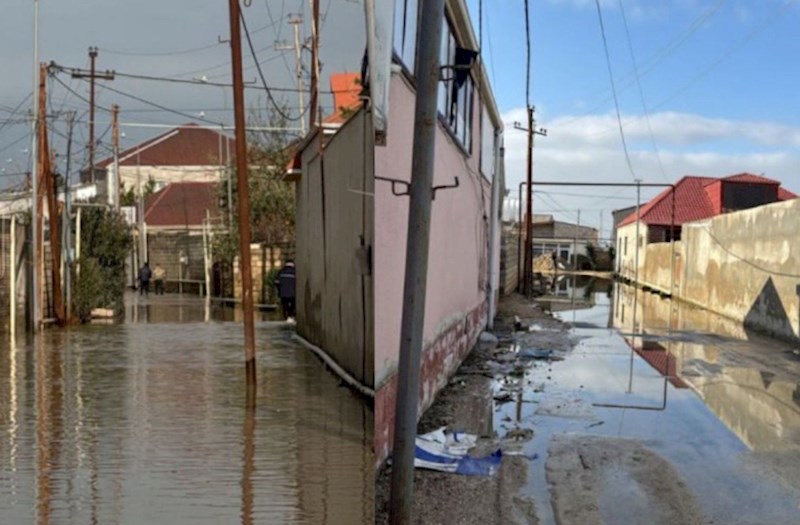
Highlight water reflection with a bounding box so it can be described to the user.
[612,282,800,453]
[0,298,373,524]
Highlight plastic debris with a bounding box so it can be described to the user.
[413,427,503,476]
[519,348,553,360]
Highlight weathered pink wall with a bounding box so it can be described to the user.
[374,73,493,464]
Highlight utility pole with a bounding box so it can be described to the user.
[70,47,114,183]
[574,210,581,271]
[38,63,65,325]
[388,0,446,523]
[111,104,120,211]
[30,0,40,334]
[228,0,258,401]
[276,16,307,134]
[63,111,74,322]
[308,0,320,129]
[513,107,546,296]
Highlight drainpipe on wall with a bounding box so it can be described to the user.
[486,131,503,330]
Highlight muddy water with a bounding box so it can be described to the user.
[496,280,800,525]
[0,294,373,524]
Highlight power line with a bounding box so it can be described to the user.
[618,0,668,183]
[594,0,637,181]
[241,9,308,122]
[558,0,728,129]
[523,0,531,107]
[50,63,331,95]
[0,92,33,136]
[73,77,227,126]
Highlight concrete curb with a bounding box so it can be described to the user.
[292,334,375,399]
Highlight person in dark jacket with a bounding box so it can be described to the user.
[274,261,296,320]
[138,262,152,296]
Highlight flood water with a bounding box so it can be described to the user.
[495,279,800,525]
[0,293,373,524]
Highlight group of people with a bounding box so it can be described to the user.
[137,262,166,296]
[137,259,297,322]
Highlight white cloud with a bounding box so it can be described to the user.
[501,107,800,234]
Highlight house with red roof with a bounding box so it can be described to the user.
[92,123,234,201]
[615,173,797,280]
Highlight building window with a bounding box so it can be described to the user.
[624,236,628,256]
[437,17,474,152]
[393,0,419,71]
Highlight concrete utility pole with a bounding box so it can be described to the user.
[70,47,114,183]
[111,104,120,211]
[388,0,446,522]
[63,112,74,322]
[514,107,546,296]
[308,0,320,129]
[228,0,258,400]
[30,0,40,334]
[276,16,307,134]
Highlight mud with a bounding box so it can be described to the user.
[546,435,707,525]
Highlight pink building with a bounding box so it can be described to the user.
[294,0,504,467]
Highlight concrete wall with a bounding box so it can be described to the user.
[374,72,493,465]
[296,108,374,389]
[500,223,519,295]
[631,199,800,343]
[679,199,800,342]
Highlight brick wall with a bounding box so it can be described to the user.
[374,301,488,468]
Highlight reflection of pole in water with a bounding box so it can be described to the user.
[240,405,255,525]
[516,389,523,423]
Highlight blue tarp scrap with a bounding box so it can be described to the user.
[412,428,503,476]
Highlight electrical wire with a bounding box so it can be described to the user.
[78,77,227,127]
[698,224,800,279]
[0,93,33,136]
[618,0,668,183]
[241,10,308,122]
[523,0,531,108]
[594,0,637,181]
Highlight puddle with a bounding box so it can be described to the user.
[489,279,800,525]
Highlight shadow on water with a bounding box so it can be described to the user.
[492,278,800,525]
[0,293,373,524]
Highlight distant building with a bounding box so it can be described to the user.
[616,173,797,279]
[90,123,234,201]
[529,214,599,266]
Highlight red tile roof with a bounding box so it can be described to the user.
[98,123,234,168]
[143,181,219,228]
[618,173,797,228]
[722,172,780,184]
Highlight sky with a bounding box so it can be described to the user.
[2,0,799,240]
[0,0,364,190]
[467,0,800,237]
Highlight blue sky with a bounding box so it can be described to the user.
[467,0,800,232]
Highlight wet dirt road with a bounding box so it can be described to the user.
[495,281,800,525]
[0,293,373,524]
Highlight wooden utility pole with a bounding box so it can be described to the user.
[308,0,320,129]
[37,63,65,325]
[228,0,258,400]
[514,106,546,295]
[70,47,114,183]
